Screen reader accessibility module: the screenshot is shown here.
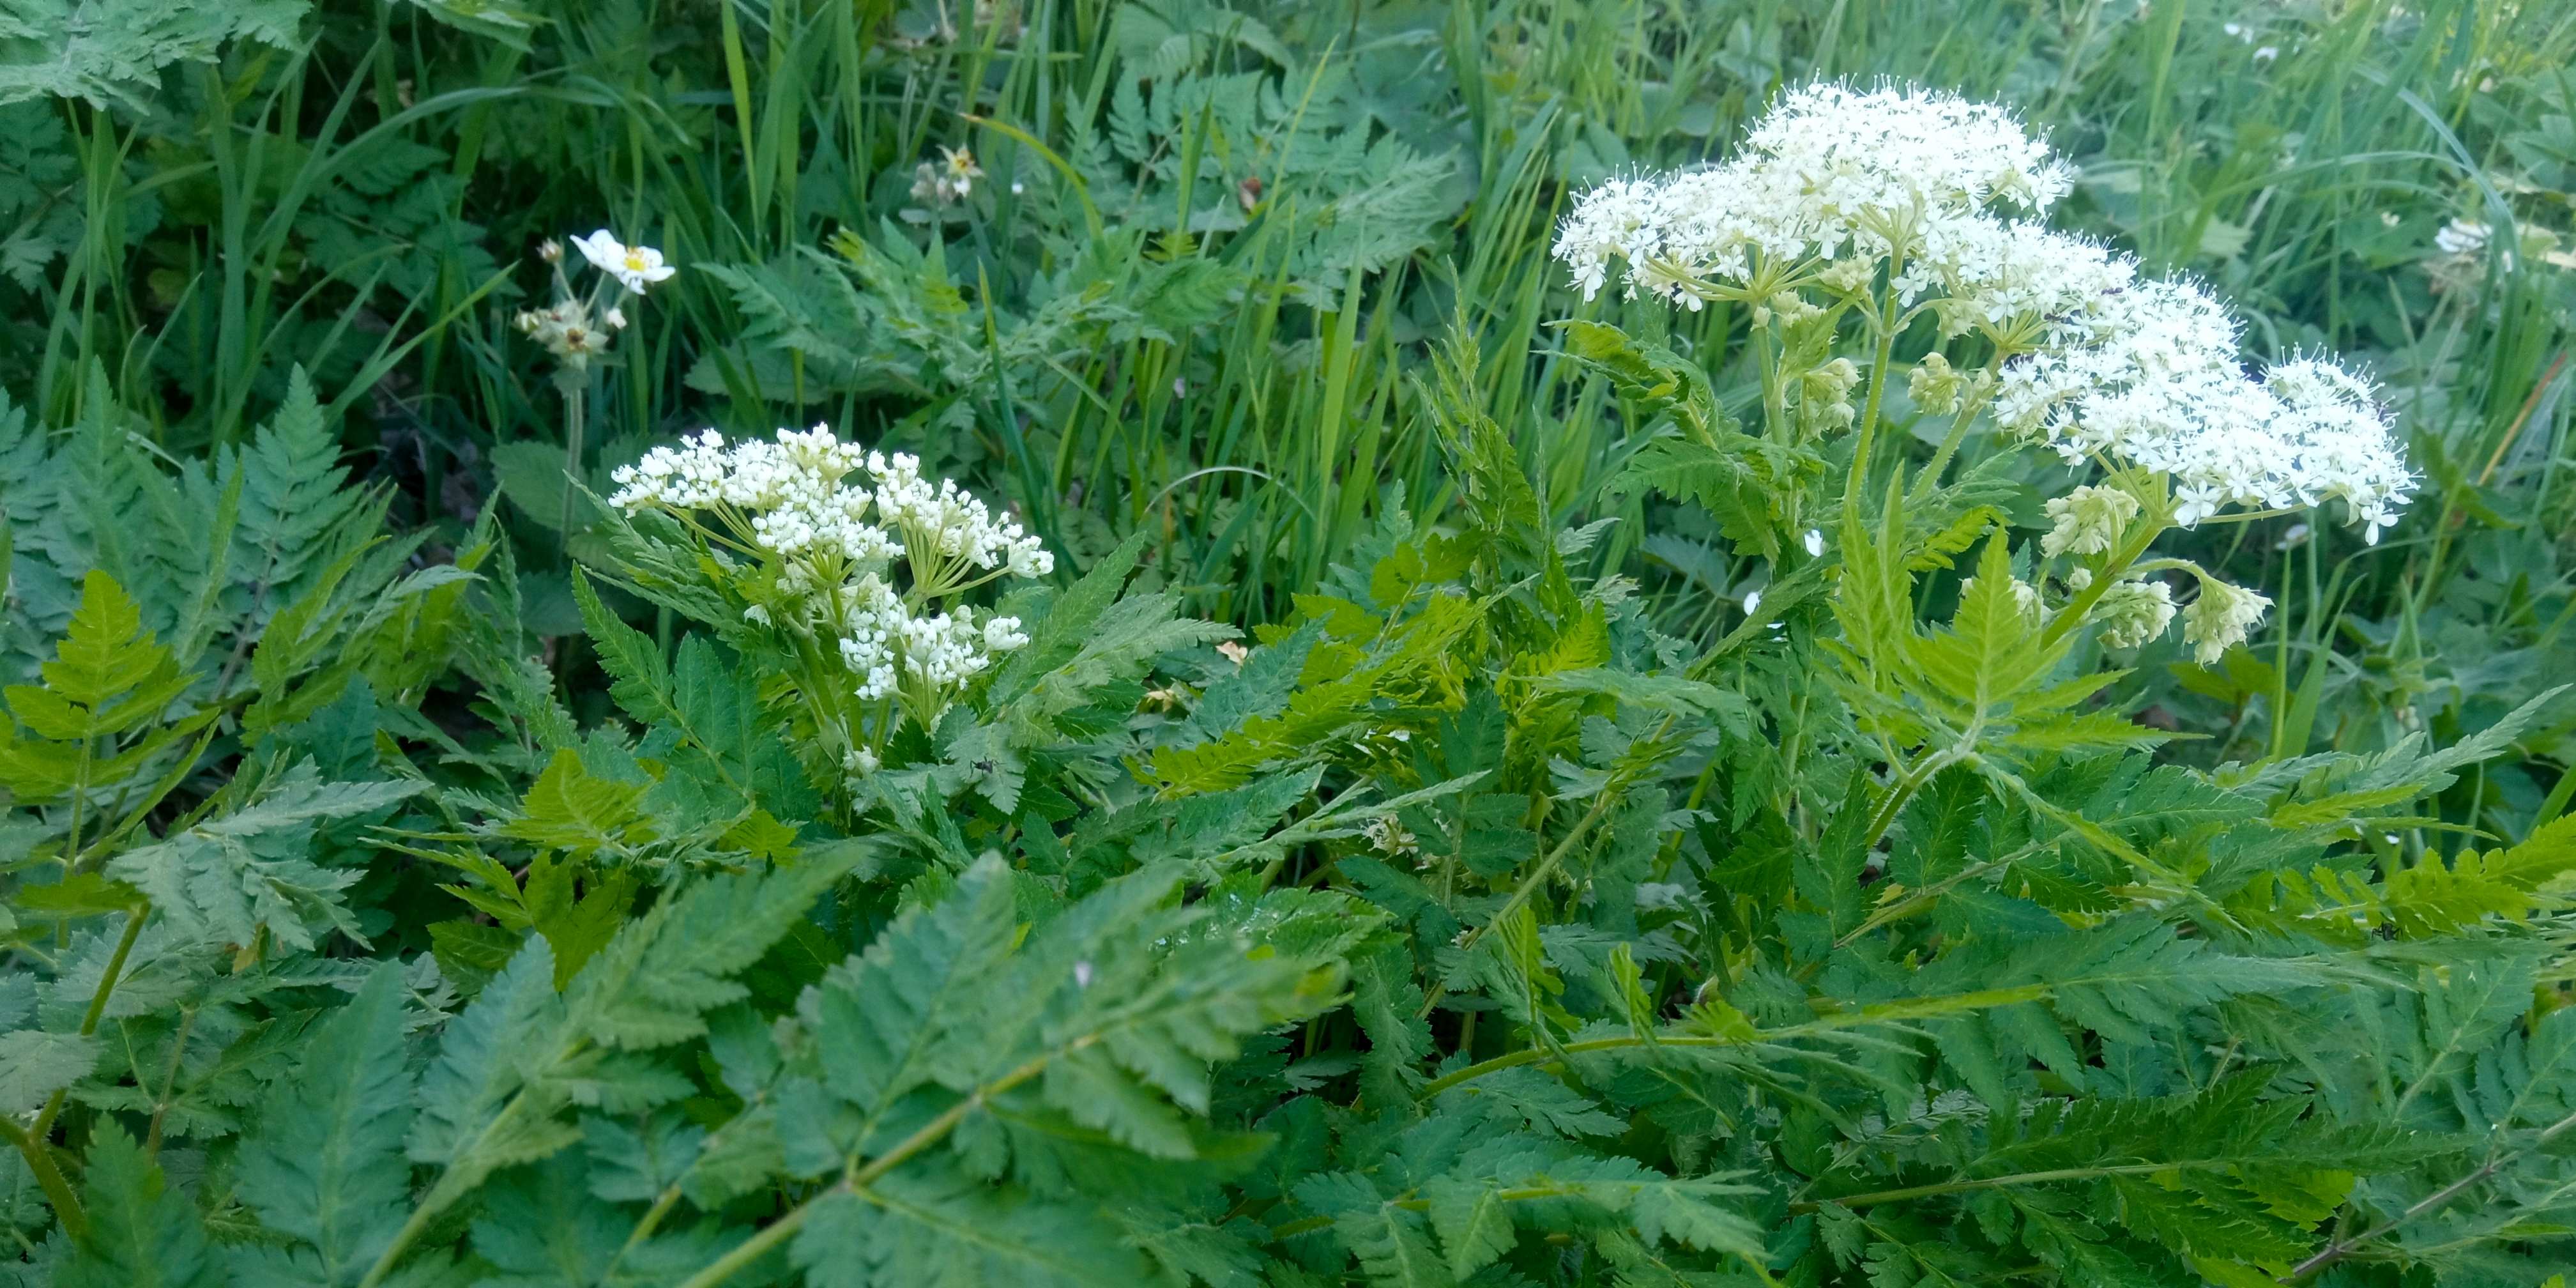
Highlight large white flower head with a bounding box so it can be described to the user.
[1553,81,2071,306]
[609,426,1051,733]
[1740,82,2072,224]
[1553,79,2416,546]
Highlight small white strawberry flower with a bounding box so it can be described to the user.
[572,229,677,294]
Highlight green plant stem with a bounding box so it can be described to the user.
[2039,515,2169,652]
[1905,403,1983,506]
[356,1084,540,1288]
[1831,835,2059,949]
[0,1118,82,1239]
[144,1006,201,1153]
[1845,261,1907,498]
[27,903,148,1143]
[1801,1160,2236,1213]
[559,377,586,557]
[670,1043,1079,1288]
[1267,1183,1571,1240]
[2283,1107,2576,1282]
[1858,740,1971,858]
[1416,714,1678,1020]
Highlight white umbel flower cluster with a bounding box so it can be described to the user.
[832,574,1031,702]
[1552,83,2071,305]
[609,426,1051,732]
[1553,80,2415,543]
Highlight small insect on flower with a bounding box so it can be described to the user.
[571,230,677,294]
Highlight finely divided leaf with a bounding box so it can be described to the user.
[233,961,415,1285]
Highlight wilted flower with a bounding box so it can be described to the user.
[1360,815,1419,859]
[514,301,613,368]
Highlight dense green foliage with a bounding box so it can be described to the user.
[6,1,2576,1286]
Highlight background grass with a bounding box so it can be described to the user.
[4,0,2574,839]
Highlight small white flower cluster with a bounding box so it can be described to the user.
[515,231,668,371]
[911,146,985,209]
[867,450,1056,579]
[834,574,1030,702]
[2434,218,2490,256]
[611,427,900,567]
[1553,80,2416,542]
[609,426,1051,732]
[512,298,619,364]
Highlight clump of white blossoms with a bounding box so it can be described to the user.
[515,231,673,372]
[910,146,985,210]
[610,427,1051,761]
[1553,79,2418,664]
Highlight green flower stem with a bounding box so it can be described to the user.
[1845,257,1909,500]
[1905,402,1984,506]
[557,370,586,556]
[2039,515,2169,652]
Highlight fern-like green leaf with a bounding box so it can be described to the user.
[232,961,415,1286]
[57,1125,227,1288]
